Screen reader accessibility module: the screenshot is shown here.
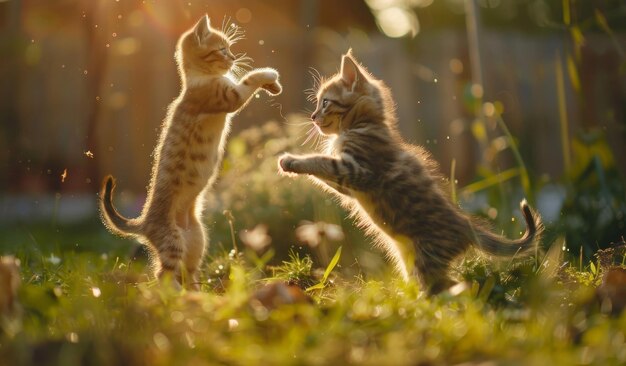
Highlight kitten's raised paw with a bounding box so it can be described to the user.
[250,68,279,86]
[262,80,282,96]
[278,153,300,175]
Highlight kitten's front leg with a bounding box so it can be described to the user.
[277,153,307,176]
[223,68,281,113]
[239,68,282,96]
[278,153,344,194]
[278,153,371,191]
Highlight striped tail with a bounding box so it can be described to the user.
[99,175,141,237]
[474,200,544,257]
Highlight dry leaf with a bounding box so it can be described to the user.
[0,256,21,317]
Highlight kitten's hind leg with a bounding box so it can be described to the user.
[182,214,207,291]
[413,255,456,296]
[147,224,186,289]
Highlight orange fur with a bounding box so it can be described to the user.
[100,16,282,289]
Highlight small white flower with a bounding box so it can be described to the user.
[296,221,345,248]
[240,224,272,252]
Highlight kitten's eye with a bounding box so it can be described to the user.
[322,99,330,108]
[220,47,227,55]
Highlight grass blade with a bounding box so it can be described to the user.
[460,168,520,196]
[322,246,342,283]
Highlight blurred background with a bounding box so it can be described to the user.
[1,0,625,268]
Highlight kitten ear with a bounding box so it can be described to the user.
[194,15,212,44]
[340,53,362,92]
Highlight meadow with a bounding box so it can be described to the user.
[1,120,625,366]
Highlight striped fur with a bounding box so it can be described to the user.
[279,51,543,295]
[100,15,281,289]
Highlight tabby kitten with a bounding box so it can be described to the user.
[100,15,282,289]
[279,51,543,295]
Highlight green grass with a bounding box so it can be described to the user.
[1,117,624,365]
[1,221,625,366]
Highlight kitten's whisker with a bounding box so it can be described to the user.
[301,125,319,146]
[220,16,231,35]
[308,67,322,86]
[314,131,326,151]
[234,53,254,69]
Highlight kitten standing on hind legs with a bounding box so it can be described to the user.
[279,50,543,295]
[100,15,282,289]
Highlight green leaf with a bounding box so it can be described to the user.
[569,27,585,49]
[460,168,520,195]
[305,283,326,292]
[566,55,581,92]
[590,261,597,276]
[322,246,342,284]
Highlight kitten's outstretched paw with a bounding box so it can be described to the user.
[250,68,279,85]
[262,80,282,96]
[278,153,300,175]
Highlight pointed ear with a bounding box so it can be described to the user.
[340,54,362,91]
[194,15,211,44]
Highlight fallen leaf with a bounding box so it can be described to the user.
[0,256,21,317]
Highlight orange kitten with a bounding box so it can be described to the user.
[100,15,282,289]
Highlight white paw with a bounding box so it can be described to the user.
[253,68,279,85]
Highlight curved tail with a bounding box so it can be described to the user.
[474,200,544,257]
[99,175,141,237]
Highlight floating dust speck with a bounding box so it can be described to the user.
[61,169,68,183]
[84,151,94,158]
[259,40,265,45]
[112,32,117,38]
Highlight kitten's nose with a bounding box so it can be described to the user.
[311,111,318,120]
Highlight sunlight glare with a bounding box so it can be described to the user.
[376,7,418,38]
